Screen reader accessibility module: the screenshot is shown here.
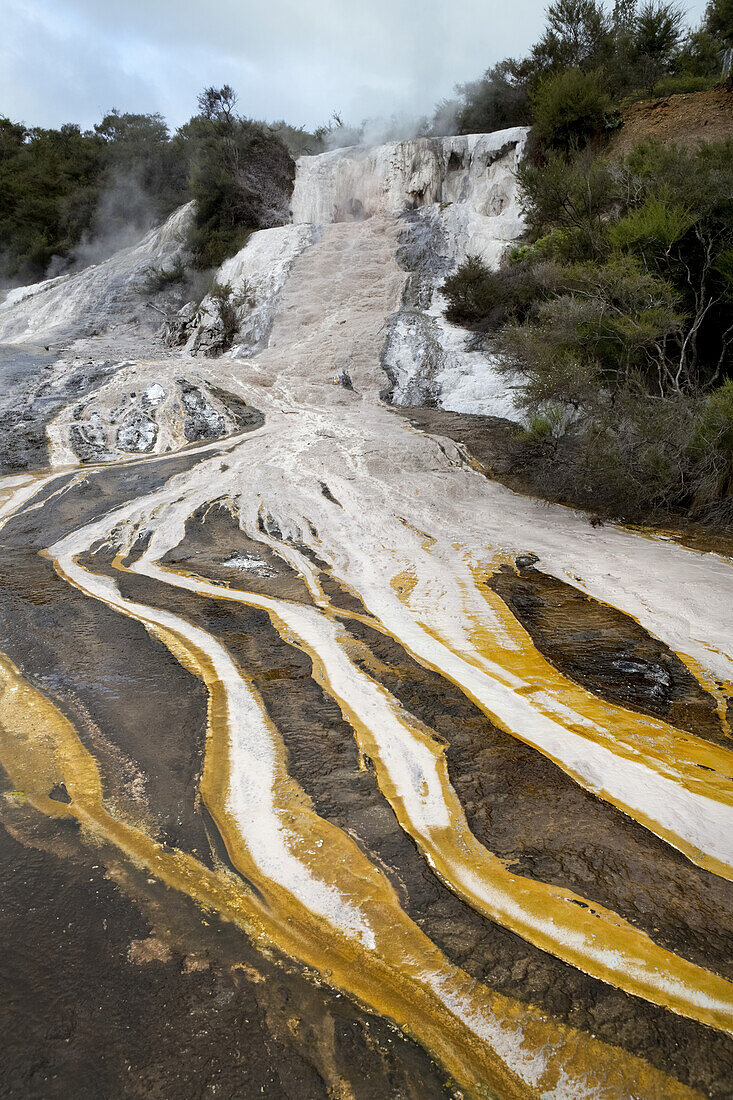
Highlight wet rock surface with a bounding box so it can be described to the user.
[159,503,313,605]
[487,564,728,743]
[1,129,732,1099]
[338,615,733,1095]
[0,783,446,1100]
[0,473,452,1100]
[77,501,733,1096]
[61,374,264,464]
[0,347,118,471]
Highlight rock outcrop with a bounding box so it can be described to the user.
[0,204,194,346]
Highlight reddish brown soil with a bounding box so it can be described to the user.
[611,86,733,155]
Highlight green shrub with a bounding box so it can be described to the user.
[521,404,568,441]
[516,151,616,257]
[138,256,186,295]
[607,194,694,251]
[441,254,555,329]
[441,255,501,323]
[507,228,578,264]
[621,74,717,103]
[530,67,616,154]
[186,112,294,270]
[689,380,733,516]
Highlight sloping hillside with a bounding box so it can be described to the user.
[611,86,733,155]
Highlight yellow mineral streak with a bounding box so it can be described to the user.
[0,639,704,1100]
[368,561,733,881]
[465,573,733,801]
[12,528,703,1100]
[3,181,729,1100]
[676,650,732,740]
[46,552,540,1100]
[136,559,733,1037]
[602,526,733,726]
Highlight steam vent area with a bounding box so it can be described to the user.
[1,129,733,1100]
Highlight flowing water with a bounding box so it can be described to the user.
[1,131,732,1099]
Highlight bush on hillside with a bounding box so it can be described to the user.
[205,280,251,353]
[516,150,617,257]
[138,256,186,295]
[185,88,295,270]
[530,67,617,154]
[444,138,733,526]
[442,254,556,329]
[621,73,717,102]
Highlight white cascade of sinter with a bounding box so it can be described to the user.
[0,203,195,346]
[188,129,528,416]
[290,129,528,416]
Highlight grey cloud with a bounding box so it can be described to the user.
[2,0,710,132]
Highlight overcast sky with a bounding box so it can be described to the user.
[2,0,708,133]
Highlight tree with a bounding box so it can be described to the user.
[92,110,187,227]
[94,110,169,146]
[705,0,733,46]
[632,1,685,93]
[455,62,532,134]
[0,119,103,281]
[531,0,612,72]
[185,88,295,269]
[197,85,238,126]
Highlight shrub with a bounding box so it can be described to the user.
[441,254,555,329]
[138,256,186,295]
[530,67,616,154]
[507,228,578,264]
[607,194,694,251]
[516,150,616,257]
[205,279,254,354]
[521,404,569,441]
[689,380,733,517]
[444,138,733,528]
[621,74,717,102]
